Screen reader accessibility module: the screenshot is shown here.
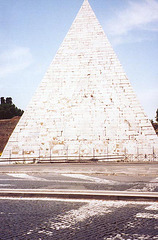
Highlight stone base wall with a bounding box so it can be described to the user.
[1,153,158,164]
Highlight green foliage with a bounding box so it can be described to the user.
[0,97,24,119]
[156,109,158,123]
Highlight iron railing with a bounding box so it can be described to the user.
[0,153,157,164]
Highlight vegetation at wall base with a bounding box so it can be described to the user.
[156,109,158,123]
[150,109,158,135]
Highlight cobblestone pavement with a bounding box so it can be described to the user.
[0,173,158,192]
[0,198,158,240]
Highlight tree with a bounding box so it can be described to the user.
[156,109,158,123]
[0,97,24,119]
[6,97,12,105]
[0,97,5,104]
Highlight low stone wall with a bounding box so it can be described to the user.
[0,153,157,164]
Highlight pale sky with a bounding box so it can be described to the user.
[0,0,158,120]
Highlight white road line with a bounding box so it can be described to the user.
[0,184,13,187]
[36,200,127,235]
[62,174,117,184]
[127,177,158,192]
[136,213,158,219]
[7,173,46,181]
[154,177,158,182]
[0,178,107,184]
[38,201,158,235]
[145,203,158,211]
[0,197,91,202]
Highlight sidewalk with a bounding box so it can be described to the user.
[0,162,158,176]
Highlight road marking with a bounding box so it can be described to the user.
[7,173,46,181]
[36,200,127,235]
[105,233,153,240]
[154,177,158,182]
[136,213,158,219]
[145,203,158,211]
[39,201,158,235]
[62,174,117,184]
[127,177,158,192]
[0,178,96,184]
[0,197,92,202]
[0,184,12,187]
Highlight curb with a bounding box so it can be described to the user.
[0,189,158,202]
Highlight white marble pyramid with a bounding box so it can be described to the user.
[2,0,158,161]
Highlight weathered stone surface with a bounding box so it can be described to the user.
[1,0,158,160]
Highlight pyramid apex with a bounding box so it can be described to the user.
[83,0,89,4]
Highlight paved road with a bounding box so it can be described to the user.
[0,162,158,176]
[0,163,157,239]
[0,172,158,192]
[0,198,158,240]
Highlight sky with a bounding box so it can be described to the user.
[0,0,158,120]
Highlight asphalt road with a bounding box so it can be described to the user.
[0,163,157,239]
[0,163,158,177]
[0,198,158,240]
[0,172,158,192]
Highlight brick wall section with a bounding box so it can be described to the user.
[1,0,158,160]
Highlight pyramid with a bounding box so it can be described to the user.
[2,0,158,161]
